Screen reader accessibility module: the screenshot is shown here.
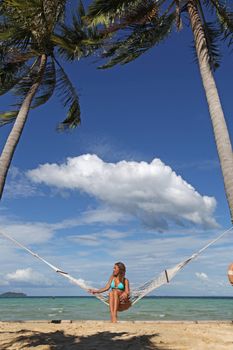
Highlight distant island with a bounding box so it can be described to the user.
[0,292,27,298]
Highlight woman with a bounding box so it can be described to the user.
[89,262,131,323]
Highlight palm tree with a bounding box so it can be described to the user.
[87,0,233,222]
[0,0,102,199]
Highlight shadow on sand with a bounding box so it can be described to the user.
[0,329,175,349]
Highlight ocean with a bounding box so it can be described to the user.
[0,297,233,321]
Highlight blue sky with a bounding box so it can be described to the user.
[0,2,233,296]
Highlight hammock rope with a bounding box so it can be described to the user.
[0,226,233,306]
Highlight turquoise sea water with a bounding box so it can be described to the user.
[0,297,233,321]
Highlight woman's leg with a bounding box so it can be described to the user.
[109,291,114,322]
[112,289,121,323]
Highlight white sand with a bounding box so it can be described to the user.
[0,320,233,349]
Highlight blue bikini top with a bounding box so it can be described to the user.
[111,278,125,290]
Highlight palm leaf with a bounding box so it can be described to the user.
[199,20,221,70]
[0,58,56,126]
[0,58,41,126]
[11,65,40,101]
[0,25,15,40]
[42,0,66,29]
[0,61,28,95]
[54,58,81,130]
[31,59,56,108]
[0,19,32,50]
[211,0,233,46]
[99,13,176,69]
[97,0,160,37]
[87,0,143,26]
[1,0,42,20]
[0,22,31,44]
[0,110,18,126]
[0,49,37,95]
[121,0,159,25]
[53,2,104,61]
[76,0,86,26]
[197,1,221,70]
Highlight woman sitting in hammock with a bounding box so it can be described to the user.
[89,262,131,323]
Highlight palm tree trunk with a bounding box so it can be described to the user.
[0,54,47,199]
[187,0,233,223]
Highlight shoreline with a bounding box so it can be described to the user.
[1,319,233,323]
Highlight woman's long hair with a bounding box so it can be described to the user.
[115,262,126,282]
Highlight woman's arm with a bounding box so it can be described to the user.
[89,275,113,294]
[124,278,130,295]
[120,279,130,301]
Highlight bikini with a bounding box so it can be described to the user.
[111,278,125,290]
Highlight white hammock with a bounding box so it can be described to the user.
[0,226,232,306]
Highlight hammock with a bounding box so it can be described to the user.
[0,226,232,306]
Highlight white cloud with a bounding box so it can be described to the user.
[0,279,9,286]
[4,167,41,198]
[100,229,130,240]
[69,235,100,246]
[27,154,218,230]
[0,211,231,295]
[0,221,55,245]
[6,268,52,286]
[80,208,127,225]
[0,208,125,249]
[195,272,208,281]
[69,229,130,247]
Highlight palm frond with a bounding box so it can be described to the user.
[0,110,18,126]
[31,59,56,108]
[42,0,66,29]
[0,48,36,63]
[76,0,86,26]
[175,0,183,30]
[54,58,81,130]
[202,0,216,12]
[1,0,42,21]
[53,2,104,61]
[0,47,38,95]
[120,1,159,25]
[4,57,41,110]
[87,0,143,26]
[0,9,33,51]
[0,25,15,40]
[0,61,28,95]
[12,67,40,100]
[55,24,85,60]
[187,1,221,71]
[99,12,176,69]
[0,0,42,41]
[198,20,221,70]
[0,56,56,126]
[0,22,32,48]
[211,0,233,46]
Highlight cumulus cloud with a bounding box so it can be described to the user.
[27,154,218,230]
[195,272,209,281]
[6,268,52,286]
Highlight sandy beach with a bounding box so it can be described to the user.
[0,320,233,349]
